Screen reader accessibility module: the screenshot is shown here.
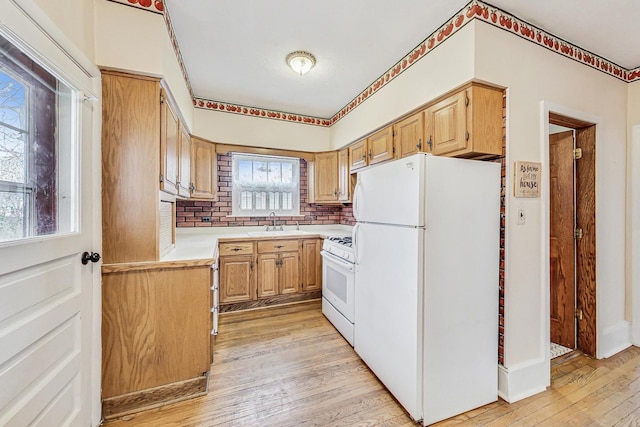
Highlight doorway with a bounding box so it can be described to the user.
[548,112,597,358]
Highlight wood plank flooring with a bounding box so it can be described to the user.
[105,301,640,426]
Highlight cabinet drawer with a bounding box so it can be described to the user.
[219,242,254,256]
[257,240,299,253]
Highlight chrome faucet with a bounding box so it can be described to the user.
[266,211,281,231]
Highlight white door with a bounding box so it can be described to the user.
[0,3,100,425]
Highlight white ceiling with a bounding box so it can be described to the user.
[165,0,640,119]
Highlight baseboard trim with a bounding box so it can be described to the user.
[599,321,632,359]
[102,373,209,420]
[497,357,548,403]
[220,291,321,312]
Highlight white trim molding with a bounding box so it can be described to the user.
[498,357,548,403]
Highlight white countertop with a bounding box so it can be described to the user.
[161,224,353,262]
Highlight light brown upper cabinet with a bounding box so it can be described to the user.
[368,126,395,164]
[424,83,503,158]
[348,139,368,172]
[337,148,352,202]
[349,125,395,173]
[177,123,191,198]
[312,151,340,203]
[395,111,425,158]
[190,136,217,199]
[160,88,179,195]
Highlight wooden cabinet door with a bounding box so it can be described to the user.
[279,252,300,294]
[219,255,254,303]
[425,90,467,156]
[337,148,351,202]
[190,137,217,199]
[177,124,191,198]
[301,239,322,292]
[348,139,368,172]
[160,90,179,195]
[257,253,278,298]
[368,126,394,165]
[395,111,425,158]
[313,151,339,202]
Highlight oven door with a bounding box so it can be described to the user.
[321,250,355,322]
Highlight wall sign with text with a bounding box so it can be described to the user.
[514,161,541,198]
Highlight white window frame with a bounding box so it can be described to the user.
[231,153,300,217]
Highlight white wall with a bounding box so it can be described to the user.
[474,21,629,400]
[628,82,640,344]
[93,0,193,128]
[31,0,95,60]
[193,107,331,152]
[329,23,476,150]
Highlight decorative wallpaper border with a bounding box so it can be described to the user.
[108,0,164,14]
[111,0,640,127]
[162,1,194,97]
[193,98,332,126]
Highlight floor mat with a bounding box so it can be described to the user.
[550,342,573,359]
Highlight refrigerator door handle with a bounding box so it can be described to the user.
[353,177,361,221]
[352,223,360,265]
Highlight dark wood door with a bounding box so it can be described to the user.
[549,130,575,348]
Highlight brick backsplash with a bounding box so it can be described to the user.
[176,154,355,227]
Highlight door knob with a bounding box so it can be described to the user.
[81,251,101,265]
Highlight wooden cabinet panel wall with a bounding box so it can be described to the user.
[190,136,217,199]
[425,90,467,156]
[101,71,161,264]
[102,265,211,399]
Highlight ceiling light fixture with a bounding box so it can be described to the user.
[286,51,316,76]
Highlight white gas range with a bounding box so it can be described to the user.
[321,235,355,346]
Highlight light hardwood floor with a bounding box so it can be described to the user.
[105,300,640,426]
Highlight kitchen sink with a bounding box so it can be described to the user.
[246,230,312,237]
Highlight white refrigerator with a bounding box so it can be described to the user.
[352,153,500,425]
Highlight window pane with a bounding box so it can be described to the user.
[232,153,299,216]
[0,191,26,241]
[282,163,293,184]
[268,162,281,183]
[253,161,268,183]
[0,34,77,243]
[0,70,27,130]
[238,160,253,183]
[0,125,26,183]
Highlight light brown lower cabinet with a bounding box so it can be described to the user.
[219,237,322,311]
[301,238,322,292]
[101,262,213,419]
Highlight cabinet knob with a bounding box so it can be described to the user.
[427,136,432,151]
[232,248,241,251]
[275,245,284,249]
[416,139,422,150]
[368,149,372,159]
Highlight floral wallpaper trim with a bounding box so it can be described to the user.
[193,98,333,126]
[110,0,639,127]
[107,0,164,14]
